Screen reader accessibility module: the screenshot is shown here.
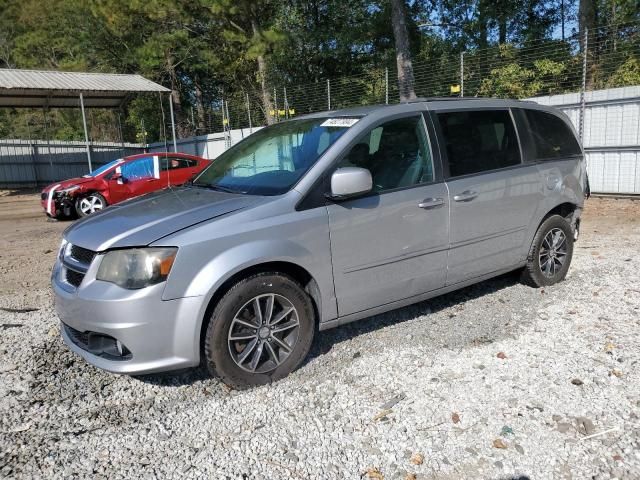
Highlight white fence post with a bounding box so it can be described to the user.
[460,52,465,97]
[385,68,389,104]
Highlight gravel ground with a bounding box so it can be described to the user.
[0,192,639,480]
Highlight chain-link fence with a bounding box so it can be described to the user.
[1,21,637,144]
[0,20,638,188]
[205,20,638,142]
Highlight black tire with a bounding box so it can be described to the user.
[521,214,574,287]
[204,273,315,387]
[75,192,107,217]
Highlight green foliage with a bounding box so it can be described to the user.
[0,0,638,142]
[478,55,571,98]
[479,63,536,98]
[606,57,640,87]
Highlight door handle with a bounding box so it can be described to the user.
[418,197,444,209]
[453,190,478,202]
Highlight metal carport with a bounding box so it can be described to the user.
[0,69,174,172]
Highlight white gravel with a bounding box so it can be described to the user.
[1,196,639,479]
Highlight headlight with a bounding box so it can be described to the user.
[59,185,80,194]
[58,238,68,260]
[96,247,178,289]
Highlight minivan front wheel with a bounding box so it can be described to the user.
[521,214,574,287]
[204,273,315,387]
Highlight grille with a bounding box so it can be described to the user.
[65,269,85,287]
[70,245,96,265]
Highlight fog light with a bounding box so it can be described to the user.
[87,333,131,359]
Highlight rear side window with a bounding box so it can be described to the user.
[524,109,582,160]
[161,157,198,171]
[437,110,521,177]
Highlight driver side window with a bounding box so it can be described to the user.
[338,115,434,193]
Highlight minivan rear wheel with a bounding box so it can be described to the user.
[521,214,574,287]
[204,272,315,387]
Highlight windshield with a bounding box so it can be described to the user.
[193,118,356,195]
[83,158,123,178]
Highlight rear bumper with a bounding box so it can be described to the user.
[570,206,583,241]
[53,260,205,375]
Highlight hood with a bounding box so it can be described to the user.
[42,176,95,192]
[64,187,261,251]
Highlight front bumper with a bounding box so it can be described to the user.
[52,259,205,375]
[41,192,74,218]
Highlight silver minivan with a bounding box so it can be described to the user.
[53,98,587,386]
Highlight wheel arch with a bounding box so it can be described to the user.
[197,260,322,359]
[539,201,580,230]
[75,189,108,203]
[525,201,579,260]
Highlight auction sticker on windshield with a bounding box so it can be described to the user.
[320,118,360,127]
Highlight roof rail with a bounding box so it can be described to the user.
[401,96,491,104]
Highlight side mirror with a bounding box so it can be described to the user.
[328,167,373,200]
[111,172,122,181]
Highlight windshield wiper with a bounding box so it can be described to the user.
[191,183,238,194]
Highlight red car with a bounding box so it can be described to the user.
[41,153,211,218]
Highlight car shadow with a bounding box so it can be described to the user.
[136,365,212,387]
[44,215,75,223]
[305,270,522,364]
[136,270,523,387]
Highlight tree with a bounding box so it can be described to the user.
[0,0,19,68]
[0,0,637,142]
[91,0,218,137]
[210,0,285,125]
[579,0,597,45]
[251,17,276,124]
[390,0,416,101]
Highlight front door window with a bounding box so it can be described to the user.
[339,115,434,192]
[119,156,156,181]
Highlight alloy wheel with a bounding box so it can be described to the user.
[538,227,567,278]
[227,294,300,374]
[79,195,104,215]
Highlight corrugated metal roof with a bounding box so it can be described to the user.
[0,68,170,108]
[0,69,169,92]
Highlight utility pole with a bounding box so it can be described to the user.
[79,92,93,172]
